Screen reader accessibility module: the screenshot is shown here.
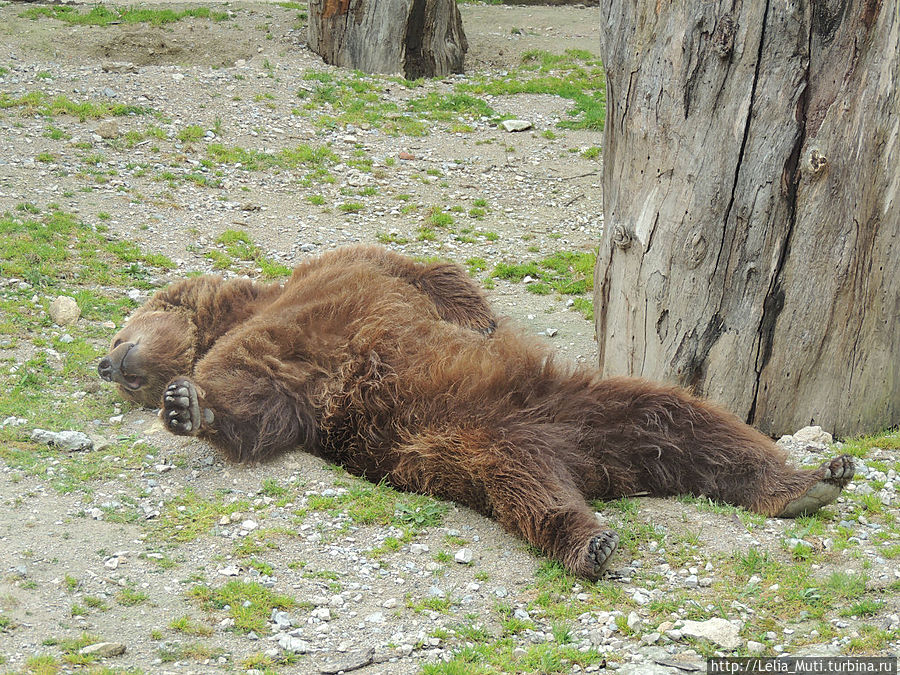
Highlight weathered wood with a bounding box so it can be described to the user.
[307,0,467,79]
[594,0,899,437]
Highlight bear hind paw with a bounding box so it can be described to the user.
[776,454,856,519]
[584,530,619,580]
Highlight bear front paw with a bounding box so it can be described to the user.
[162,378,210,435]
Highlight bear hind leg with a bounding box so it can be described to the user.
[392,431,618,580]
[768,455,855,518]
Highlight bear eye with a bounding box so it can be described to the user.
[112,339,122,348]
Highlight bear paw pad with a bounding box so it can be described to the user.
[776,454,856,518]
[586,530,619,579]
[163,378,204,435]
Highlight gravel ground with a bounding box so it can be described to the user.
[1,2,898,673]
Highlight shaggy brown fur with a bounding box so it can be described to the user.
[99,245,855,578]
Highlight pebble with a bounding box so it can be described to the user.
[678,618,742,650]
[747,640,766,655]
[277,635,310,653]
[501,119,533,132]
[365,611,385,624]
[79,642,126,658]
[48,295,80,325]
[31,428,93,452]
[454,548,473,564]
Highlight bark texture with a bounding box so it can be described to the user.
[594,0,899,437]
[307,0,467,79]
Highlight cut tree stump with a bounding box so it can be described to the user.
[308,0,467,79]
[593,0,899,437]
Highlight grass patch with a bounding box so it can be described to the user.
[299,71,428,136]
[150,488,251,543]
[21,4,231,26]
[189,580,296,634]
[307,479,447,533]
[206,229,292,279]
[169,614,214,637]
[490,250,596,312]
[0,91,149,121]
[458,49,606,131]
[207,142,335,173]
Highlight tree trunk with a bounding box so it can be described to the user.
[307,0,467,79]
[594,0,899,437]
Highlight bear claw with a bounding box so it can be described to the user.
[586,530,619,578]
[162,378,204,436]
[776,454,856,518]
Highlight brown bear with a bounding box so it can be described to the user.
[98,245,855,579]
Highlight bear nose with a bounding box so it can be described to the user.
[98,356,114,381]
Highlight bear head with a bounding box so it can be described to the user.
[98,309,197,408]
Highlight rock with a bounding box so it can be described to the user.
[544,327,558,337]
[272,610,293,629]
[312,607,332,621]
[793,425,833,445]
[31,429,93,452]
[365,611,385,624]
[318,647,375,674]
[501,119,533,132]
[514,608,531,621]
[631,589,650,605]
[398,151,415,160]
[410,543,429,554]
[79,642,126,658]
[48,296,80,325]
[101,62,137,73]
[627,611,641,630]
[747,640,766,655]
[277,635,310,653]
[96,120,119,139]
[679,618,742,650]
[454,548,473,564]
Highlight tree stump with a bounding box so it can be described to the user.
[593,0,899,437]
[307,0,467,79]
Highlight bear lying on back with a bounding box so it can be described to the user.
[99,245,855,578]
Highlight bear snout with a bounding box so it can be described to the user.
[97,355,114,381]
[98,341,142,389]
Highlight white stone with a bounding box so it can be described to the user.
[277,635,309,653]
[454,548,473,564]
[48,296,80,325]
[792,425,833,445]
[79,642,125,657]
[679,618,742,650]
[312,607,331,621]
[501,119,533,132]
[96,120,119,139]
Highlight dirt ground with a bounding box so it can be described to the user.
[0,2,897,673]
